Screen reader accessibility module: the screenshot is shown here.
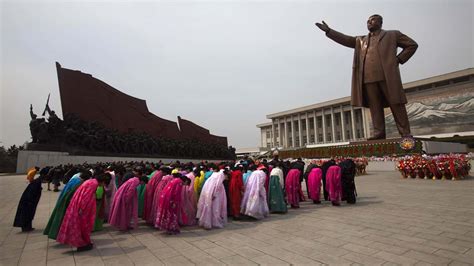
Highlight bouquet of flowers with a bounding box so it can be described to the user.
[397,154,471,180]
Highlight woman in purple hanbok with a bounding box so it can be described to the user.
[196,170,227,229]
[180,169,197,226]
[240,169,269,219]
[108,175,148,231]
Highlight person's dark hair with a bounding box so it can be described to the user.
[207,163,217,170]
[180,175,191,186]
[145,167,153,175]
[134,166,143,176]
[160,166,171,175]
[139,175,149,184]
[193,168,201,176]
[103,172,112,186]
[249,164,257,171]
[80,170,92,180]
[370,14,383,25]
[95,173,107,184]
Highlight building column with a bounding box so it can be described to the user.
[361,108,368,139]
[313,110,318,144]
[350,106,356,140]
[298,113,302,147]
[271,120,276,148]
[291,116,296,147]
[340,105,346,142]
[278,119,282,148]
[305,113,310,146]
[284,117,288,148]
[322,109,327,143]
[331,107,336,143]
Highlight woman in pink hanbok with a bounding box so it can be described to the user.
[56,175,106,251]
[240,169,269,219]
[148,171,173,225]
[108,175,148,231]
[180,169,198,226]
[307,167,323,204]
[196,170,227,229]
[143,170,164,222]
[326,165,342,206]
[285,168,304,208]
[155,175,191,234]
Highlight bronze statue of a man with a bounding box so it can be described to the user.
[315,15,418,140]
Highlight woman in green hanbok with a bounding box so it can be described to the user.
[138,168,156,217]
[268,163,287,213]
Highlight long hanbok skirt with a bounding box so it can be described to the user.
[143,171,163,221]
[44,182,81,239]
[196,172,227,229]
[155,178,184,234]
[148,175,173,225]
[108,177,140,231]
[285,169,304,208]
[14,178,42,230]
[93,186,105,231]
[137,183,146,217]
[180,174,196,226]
[268,175,287,213]
[229,171,244,218]
[241,171,269,219]
[326,166,342,203]
[307,168,323,202]
[56,179,98,247]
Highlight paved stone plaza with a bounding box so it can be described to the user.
[1,171,473,265]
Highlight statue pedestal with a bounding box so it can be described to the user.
[279,138,467,159]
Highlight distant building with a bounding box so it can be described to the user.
[235,147,261,159]
[257,68,474,150]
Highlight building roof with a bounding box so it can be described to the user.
[403,68,474,89]
[256,122,273,128]
[267,96,351,119]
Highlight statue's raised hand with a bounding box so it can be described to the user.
[315,21,330,33]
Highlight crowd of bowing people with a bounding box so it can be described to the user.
[14,157,357,252]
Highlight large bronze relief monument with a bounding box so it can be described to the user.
[28,62,235,159]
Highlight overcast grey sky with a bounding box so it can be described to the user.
[1,0,473,149]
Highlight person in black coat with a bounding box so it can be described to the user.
[13,176,43,232]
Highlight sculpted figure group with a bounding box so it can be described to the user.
[29,103,235,160]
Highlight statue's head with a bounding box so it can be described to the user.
[367,14,383,32]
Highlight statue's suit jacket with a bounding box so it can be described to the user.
[326,29,418,108]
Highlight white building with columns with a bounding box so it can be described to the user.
[257,68,474,151]
[257,97,368,150]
